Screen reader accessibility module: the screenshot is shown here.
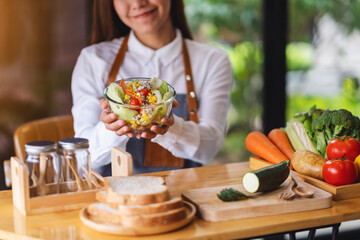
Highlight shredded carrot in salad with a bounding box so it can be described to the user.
[119,78,126,92]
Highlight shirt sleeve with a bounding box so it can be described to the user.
[151,50,233,165]
[71,48,129,170]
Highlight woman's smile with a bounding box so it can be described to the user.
[132,8,157,19]
[113,0,174,48]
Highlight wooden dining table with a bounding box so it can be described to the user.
[1,161,360,240]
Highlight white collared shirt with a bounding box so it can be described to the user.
[71,29,233,169]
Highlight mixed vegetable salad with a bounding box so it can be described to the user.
[104,77,175,130]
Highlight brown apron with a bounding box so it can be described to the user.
[106,33,199,168]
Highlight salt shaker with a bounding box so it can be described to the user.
[25,141,59,196]
[58,138,91,192]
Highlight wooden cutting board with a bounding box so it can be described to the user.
[250,156,360,201]
[181,180,332,222]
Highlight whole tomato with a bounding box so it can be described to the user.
[322,159,358,186]
[326,136,360,161]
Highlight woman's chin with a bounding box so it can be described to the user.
[133,25,163,37]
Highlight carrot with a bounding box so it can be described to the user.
[124,88,142,105]
[268,128,295,160]
[245,131,289,165]
[119,80,143,105]
[119,78,126,92]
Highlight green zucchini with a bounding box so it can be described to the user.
[242,160,290,193]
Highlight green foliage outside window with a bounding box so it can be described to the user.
[287,77,360,120]
[184,0,360,164]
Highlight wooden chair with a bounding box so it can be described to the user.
[13,115,74,162]
[4,115,74,188]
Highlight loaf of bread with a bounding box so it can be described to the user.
[87,175,187,227]
[87,202,186,227]
[104,176,170,205]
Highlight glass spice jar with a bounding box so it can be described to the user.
[25,141,59,196]
[58,138,91,192]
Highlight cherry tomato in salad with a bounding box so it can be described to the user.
[139,88,150,97]
[129,98,140,111]
[326,136,360,161]
[322,159,358,186]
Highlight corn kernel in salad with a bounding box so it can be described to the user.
[142,114,149,122]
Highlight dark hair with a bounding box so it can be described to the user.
[91,0,192,44]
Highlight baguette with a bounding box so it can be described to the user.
[104,176,170,205]
[118,197,183,215]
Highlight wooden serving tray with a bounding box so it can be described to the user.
[10,156,101,216]
[79,201,196,236]
[182,179,332,222]
[11,147,133,216]
[250,157,360,201]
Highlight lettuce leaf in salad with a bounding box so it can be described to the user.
[107,83,138,121]
[156,92,173,119]
[149,77,163,89]
[162,92,173,102]
[154,97,173,120]
[156,105,168,119]
[158,80,169,96]
[109,102,138,122]
[152,90,162,103]
[149,77,170,96]
[107,83,124,103]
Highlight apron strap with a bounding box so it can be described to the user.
[107,34,129,86]
[182,38,199,123]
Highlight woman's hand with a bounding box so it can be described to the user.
[99,99,178,139]
[99,98,135,138]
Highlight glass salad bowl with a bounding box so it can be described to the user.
[104,77,176,131]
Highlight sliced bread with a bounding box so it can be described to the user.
[104,176,170,205]
[87,202,122,224]
[118,197,184,215]
[87,202,187,227]
[96,190,120,209]
[121,206,187,227]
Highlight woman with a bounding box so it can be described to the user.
[71,0,233,176]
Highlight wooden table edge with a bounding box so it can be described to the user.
[1,161,360,240]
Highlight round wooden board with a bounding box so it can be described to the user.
[79,201,196,236]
